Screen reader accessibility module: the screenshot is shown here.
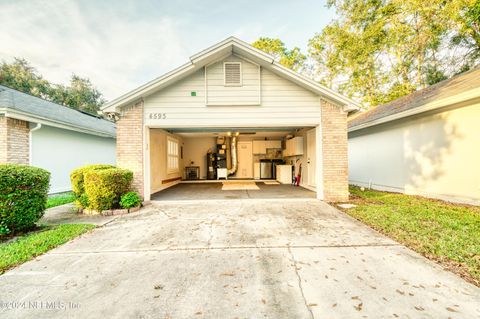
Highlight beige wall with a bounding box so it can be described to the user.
[206,55,260,105]
[149,129,183,193]
[349,102,480,205]
[182,137,216,179]
[143,54,322,128]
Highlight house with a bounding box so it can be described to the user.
[0,85,116,193]
[102,37,359,202]
[348,67,480,205]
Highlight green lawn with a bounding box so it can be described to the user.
[341,186,480,286]
[46,192,75,208]
[0,224,94,274]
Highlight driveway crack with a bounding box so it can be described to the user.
[288,245,315,319]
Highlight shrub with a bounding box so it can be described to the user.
[120,192,142,209]
[70,164,115,198]
[84,168,133,211]
[0,164,50,235]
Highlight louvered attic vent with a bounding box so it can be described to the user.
[224,62,242,86]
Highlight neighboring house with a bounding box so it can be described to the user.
[0,85,116,193]
[102,37,359,202]
[348,67,480,205]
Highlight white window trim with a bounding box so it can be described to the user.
[167,137,179,174]
[223,62,242,87]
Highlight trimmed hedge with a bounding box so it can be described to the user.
[84,168,133,211]
[0,164,50,235]
[70,164,115,197]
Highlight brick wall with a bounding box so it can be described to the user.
[0,116,29,164]
[0,116,7,163]
[116,101,144,197]
[321,100,349,202]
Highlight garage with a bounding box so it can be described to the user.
[102,37,358,202]
[148,127,318,200]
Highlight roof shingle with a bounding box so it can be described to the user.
[0,85,115,137]
[348,67,480,129]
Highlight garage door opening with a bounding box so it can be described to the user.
[148,127,320,201]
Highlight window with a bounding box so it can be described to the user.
[224,62,242,86]
[167,138,179,173]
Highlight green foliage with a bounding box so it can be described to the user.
[70,164,117,210]
[0,224,94,274]
[0,58,50,98]
[0,164,50,235]
[70,164,115,198]
[252,37,307,71]
[345,186,480,286]
[46,192,75,209]
[0,58,106,115]
[309,0,480,107]
[120,192,142,209]
[84,168,133,211]
[49,75,106,115]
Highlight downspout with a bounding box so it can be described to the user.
[228,133,239,176]
[29,123,42,165]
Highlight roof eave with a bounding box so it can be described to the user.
[348,89,480,133]
[101,36,360,112]
[0,107,115,138]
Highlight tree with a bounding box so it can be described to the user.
[308,0,480,107]
[0,58,50,99]
[50,75,105,115]
[0,58,105,115]
[252,37,307,71]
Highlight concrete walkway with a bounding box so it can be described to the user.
[39,203,117,226]
[1,199,478,318]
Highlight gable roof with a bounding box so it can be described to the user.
[102,36,360,113]
[349,66,480,132]
[0,85,115,138]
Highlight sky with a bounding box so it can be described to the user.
[0,0,335,100]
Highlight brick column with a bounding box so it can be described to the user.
[116,101,145,197]
[0,116,29,165]
[321,100,349,202]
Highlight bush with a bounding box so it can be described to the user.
[0,164,50,235]
[70,164,115,198]
[84,168,133,211]
[120,192,142,209]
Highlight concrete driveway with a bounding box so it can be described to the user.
[1,199,479,318]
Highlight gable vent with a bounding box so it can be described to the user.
[224,62,242,86]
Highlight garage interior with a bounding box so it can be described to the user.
[149,126,318,200]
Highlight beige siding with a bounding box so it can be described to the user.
[206,55,260,105]
[349,102,480,205]
[144,54,322,128]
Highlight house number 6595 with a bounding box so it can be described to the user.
[149,113,166,119]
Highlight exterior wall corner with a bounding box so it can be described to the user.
[321,100,349,202]
[115,101,145,197]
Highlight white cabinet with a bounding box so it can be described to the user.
[253,162,260,179]
[252,140,266,154]
[265,140,282,149]
[276,165,293,184]
[283,137,304,157]
[253,140,282,154]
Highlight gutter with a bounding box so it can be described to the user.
[1,108,115,138]
[29,123,42,165]
[348,89,480,133]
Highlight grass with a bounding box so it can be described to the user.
[46,192,75,208]
[340,186,480,286]
[0,224,95,274]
